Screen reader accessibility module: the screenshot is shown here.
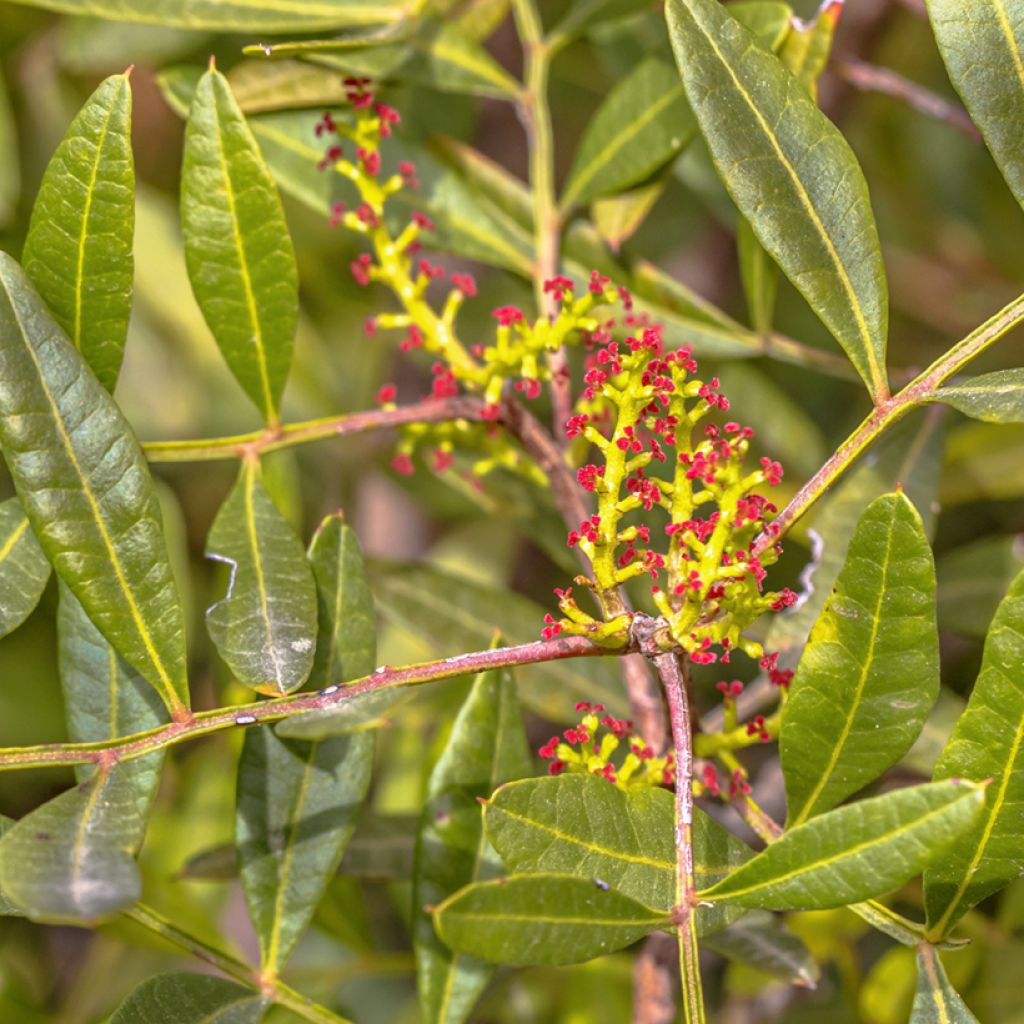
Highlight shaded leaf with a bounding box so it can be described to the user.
[205,460,317,696]
[57,581,166,824]
[924,568,1024,936]
[666,0,890,397]
[737,217,777,335]
[225,60,353,113]
[307,512,376,690]
[2,0,405,31]
[0,66,17,228]
[941,421,1024,504]
[414,664,532,1024]
[550,0,656,41]
[0,498,50,639]
[910,945,979,1023]
[434,873,670,966]
[22,72,134,392]
[0,766,143,922]
[704,912,820,988]
[698,780,985,910]
[931,368,1024,423]
[182,66,298,423]
[592,177,667,252]
[937,534,1024,637]
[925,0,1024,211]
[486,773,750,935]
[110,972,266,1024]
[0,254,189,715]
[237,727,373,973]
[0,815,20,916]
[782,492,939,826]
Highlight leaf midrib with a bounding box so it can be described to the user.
[0,515,29,565]
[243,465,285,689]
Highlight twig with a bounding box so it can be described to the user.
[831,57,981,141]
[632,933,679,1024]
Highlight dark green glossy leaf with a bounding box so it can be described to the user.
[699,780,985,910]
[434,873,670,966]
[485,773,750,935]
[924,568,1024,937]
[666,0,890,397]
[3,0,404,30]
[205,460,318,696]
[704,912,820,988]
[182,67,298,423]
[0,498,50,638]
[22,72,134,392]
[110,972,265,1024]
[414,664,531,1024]
[910,945,979,1023]
[0,253,189,715]
[925,0,1024,211]
[57,581,166,823]
[937,534,1024,637]
[370,561,628,718]
[782,492,939,826]
[0,766,143,922]
[236,726,373,973]
[931,368,1024,423]
[307,512,376,690]
[252,20,520,99]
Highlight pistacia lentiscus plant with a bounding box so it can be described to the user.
[0,0,1023,1021]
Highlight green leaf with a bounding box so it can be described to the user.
[251,20,520,100]
[782,492,940,826]
[699,780,985,910]
[703,912,820,988]
[924,568,1024,937]
[0,766,143,922]
[21,72,134,393]
[737,217,777,335]
[0,498,50,639]
[110,972,266,1024]
[666,0,890,397]
[433,873,670,966]
[925,0,1024,211]
[182,66,298,424]
[414,664,532,1024]
[0,815,20,916]
[307,512,376,691]
[57,581,167,823]
[0,253,189,715]
[941,421,1024,504]
[0,62,19,228]
[223,60,351,113]
[931,368,1024,423]
[937,534,1024,638]
[561,57,695,209]
[910,945,979,1023]
[592,177,667,252]
[371,561,628,719]
[550,0,656,41]
[485,773,750,935]
[2,0,405,30]
[205,460,318,696]
[236,727,374,973]
[780,0,842,98]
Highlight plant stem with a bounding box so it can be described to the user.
[0,636,612,771]
[754,289,1024,556]
[652,648,706,1024]
[124,904,351,1024]
[513,0,571,439]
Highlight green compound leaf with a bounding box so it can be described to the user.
[0,498,50,639]
[110,972,266,1024]
[414,664,532,1024]
[0,766,143,923]
[236,727,373,974]
[433,873,670,966]
[307,512,376,691]
[925,0,1024,212]
[782,492,940,826]
[22,72,134,392]
[698,780,985,910]
[910,945,979,1023]
[58,581,167,824]
[924,568,1024,937]
[931,368,1024,423]
[666,0,890,398]
[205,460,318,696]
[0,254,189,715]
[2,0,404,31]
[485,773,750,936]
[182,66,298,424]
